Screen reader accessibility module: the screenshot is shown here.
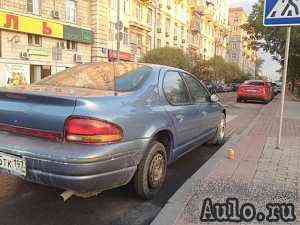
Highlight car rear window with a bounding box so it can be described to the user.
[245,81,265,86]
[35,63,153,92]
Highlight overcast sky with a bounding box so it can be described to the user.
[230,0,281,81]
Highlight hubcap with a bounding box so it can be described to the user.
[148,153,165,189]
[218,118,226,140]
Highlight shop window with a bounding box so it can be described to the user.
[66,0,76,23]
[27,0,41,15]
[66,40,77,50]
[157,39,161,48]
[28,34,42,46]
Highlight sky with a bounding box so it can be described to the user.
[229,0,281,81]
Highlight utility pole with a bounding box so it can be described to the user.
[116,0,121,62]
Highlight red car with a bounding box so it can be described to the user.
[237,80,272,104]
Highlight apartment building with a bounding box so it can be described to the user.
[227,7,257,75]
[187,0,229,60]
[0,0,93,86]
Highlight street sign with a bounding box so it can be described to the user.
[264,0,300,26]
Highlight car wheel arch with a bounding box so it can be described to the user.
[150,129,174,163]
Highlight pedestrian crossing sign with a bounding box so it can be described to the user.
[264,0,300,26]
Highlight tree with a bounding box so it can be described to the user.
[243,0,300,90]
[255,57,265,77]
[141,47,192,72]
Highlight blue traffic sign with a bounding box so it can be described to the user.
[264,0,300,26]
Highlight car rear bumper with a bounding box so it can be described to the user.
[237,94,269,101]
[0,131,150,192]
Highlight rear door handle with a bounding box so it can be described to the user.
[175,114,184,122]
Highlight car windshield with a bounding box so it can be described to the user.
[35,63,153,92]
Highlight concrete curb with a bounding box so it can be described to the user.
[150,100,273,225]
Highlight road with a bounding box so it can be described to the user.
[0,93,264,225]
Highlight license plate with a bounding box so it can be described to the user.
[0,152,26,177]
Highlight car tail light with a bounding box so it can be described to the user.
[65,117,123,144]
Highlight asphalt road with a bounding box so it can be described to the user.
[0,93,264,225]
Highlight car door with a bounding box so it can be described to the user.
[162,71,201,150]
[182,73,221,136]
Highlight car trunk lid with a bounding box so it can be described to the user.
[0,85,78,137]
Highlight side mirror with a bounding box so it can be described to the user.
[210,94,219,102]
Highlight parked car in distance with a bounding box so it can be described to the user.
[0,62,226,200]
[231,83,240,92]
[237,80,272,104]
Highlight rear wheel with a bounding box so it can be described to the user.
[133,141,167,200]
[208,114,226,145]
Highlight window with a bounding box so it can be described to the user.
[137,34,142,46]
[36,64,153,92]
[163,71,190,105]
[165,18,171,33]
[66,0,76,23]
[157,13,161,28]
[123,27,129,46]
[28,34,42,46]
[182,73,209,103]
[124,0,130,14]
[27,0,41,15]
[157,39,161,48]
[66,40,77,50]
[136,2,142,21]
[147,8,153,25]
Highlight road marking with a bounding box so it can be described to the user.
[226,115,238,123]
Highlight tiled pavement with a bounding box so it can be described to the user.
[152,97,300,225]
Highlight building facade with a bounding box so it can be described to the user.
[0,0,93,86]
[0,0,239,87]
[227,7,257,76]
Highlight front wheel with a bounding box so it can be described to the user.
[209,114,226,145]
[133,141,167,200]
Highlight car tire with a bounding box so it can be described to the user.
[237,98,241,103]
[133,141,167,200]
[208,114,226,146]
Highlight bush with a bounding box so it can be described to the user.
[141,47,192,71]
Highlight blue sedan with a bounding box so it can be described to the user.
[0,62,226,199]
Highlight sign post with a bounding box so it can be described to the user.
[277,27,291,148]
[263,0,300,148]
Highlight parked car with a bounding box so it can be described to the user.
[231,83,240,92]
[0,62,226,200]
[237,80,272,104]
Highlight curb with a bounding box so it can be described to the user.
[150,100,274,225]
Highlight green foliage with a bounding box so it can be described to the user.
[191,56,246,83]
[141,47,192,71]
[142,48,250,84]
[243,0,300,83]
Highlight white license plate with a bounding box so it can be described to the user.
[0,152,26,177]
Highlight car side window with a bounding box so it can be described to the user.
[182,73,209,103]
[163,71,190,105]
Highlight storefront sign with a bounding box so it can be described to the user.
[63,25,93,44]
[28,48,50,57]
[108,50,132,61]
[0,63,30,87]
[0,10,93,43]
[0,11,63,39]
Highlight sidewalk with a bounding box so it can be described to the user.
[152,97,300,225]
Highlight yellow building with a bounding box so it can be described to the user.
[227,7,257,75]
[187,0,229,60]
[0,0,93,86]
